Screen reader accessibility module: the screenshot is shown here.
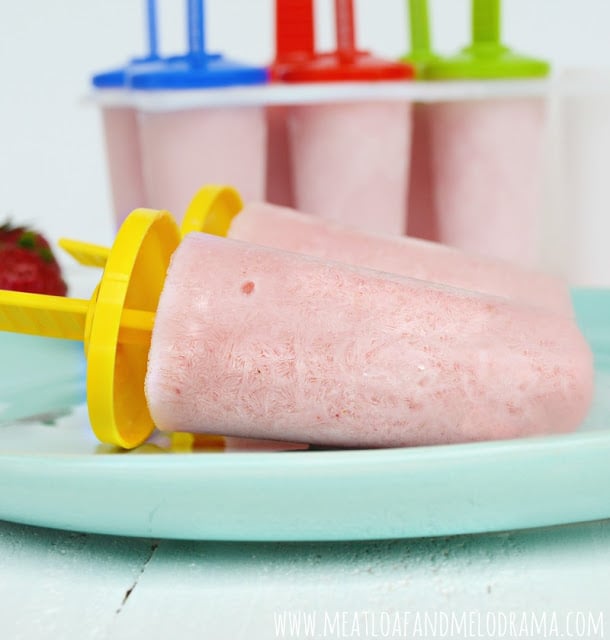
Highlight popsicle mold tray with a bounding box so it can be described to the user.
[91,0,555,270]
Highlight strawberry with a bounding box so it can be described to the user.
[0,221,52,251]
[0,222,67,296]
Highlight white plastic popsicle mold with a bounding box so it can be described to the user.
[90,78,552,111]
[542,68,610,287]
[88,0,583,280]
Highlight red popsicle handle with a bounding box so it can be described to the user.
[335,0,356,59]
[275,0,315,64]
[276,0,415,82]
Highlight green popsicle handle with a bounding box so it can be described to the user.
[409,0,431,56]
[424,0,550,80]
[472,0,501,49]
[401,0,438,76]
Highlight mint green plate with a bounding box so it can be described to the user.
[0,289,608,541]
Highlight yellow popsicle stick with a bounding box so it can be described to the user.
[0,290,154,345]
[58,185,244,269]
[0,208,181,449]
[0,290,89,341]
[58,238,110,267]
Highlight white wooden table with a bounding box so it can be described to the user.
[2,518,609,639]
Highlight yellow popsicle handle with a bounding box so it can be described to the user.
[0,290,154,346]
[180,184,244,237]
[4,193,240,449]
[117,308,156,345]
[0,208,181,450]
[58,239,110,268]
[85,208,181,448]
[0,290,89,341]
[58,185,244,270]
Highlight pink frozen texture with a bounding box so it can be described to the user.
[102,107,148,228]
[287,101,411,235]
[139,106,266,223]
[427,98,546,268]
[228,202,573,316]
[145,233,593,448]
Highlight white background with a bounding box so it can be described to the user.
[0,0,609,248]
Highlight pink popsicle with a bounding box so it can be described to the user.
[93,0,157,229]
[287,101,412,235]
[145,233,593,448]
[139,106,267,220]
[133,0,269,225]
[220,201,572,316]
[421,0,550,267]
[278,0,414,236]
[101,107,148,228]
[427,98,546,267]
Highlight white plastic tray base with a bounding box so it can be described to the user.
[89,79,551,111]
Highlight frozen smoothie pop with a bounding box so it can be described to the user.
[423,0,550,267]
[4,204,593,449]
[278,0,414,236]
[61,185,573,316]
[132,0,269,223]
[146,232,592,448]
[266,0,316,208]
[180,186,573,316]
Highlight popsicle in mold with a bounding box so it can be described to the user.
[1,205,592,450]
[182,186,573,316]
[423,0,550,267]
[132,0,269,222]
[91,0,160,227]
[276,0,414,235]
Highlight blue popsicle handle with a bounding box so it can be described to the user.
[146,0,160,59]
[188,0,207,58]
[146,0,159,60]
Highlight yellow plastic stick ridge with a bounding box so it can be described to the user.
[85,208,181,449]
[181,184,244,237]
[58,238,110,268]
